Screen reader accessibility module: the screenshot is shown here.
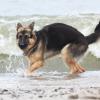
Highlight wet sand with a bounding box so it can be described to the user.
[0,71,100,100]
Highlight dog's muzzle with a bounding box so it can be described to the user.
[18,39,28,49]
[18,43,28,49]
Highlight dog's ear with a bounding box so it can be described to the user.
[29,22,35,31]
[17,23,22,31]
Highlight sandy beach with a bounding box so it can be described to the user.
[0,71,100,100]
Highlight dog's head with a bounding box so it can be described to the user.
[16,22,36,51]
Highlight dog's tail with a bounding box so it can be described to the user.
[85,21,100,44]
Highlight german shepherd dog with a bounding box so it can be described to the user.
[16,21,100,76]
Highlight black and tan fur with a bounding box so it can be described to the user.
[16,22,100,76]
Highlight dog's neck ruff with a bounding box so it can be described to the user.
[24,31,40,56]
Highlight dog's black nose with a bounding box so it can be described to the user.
[19,44,27,49]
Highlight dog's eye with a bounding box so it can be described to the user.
[18,34,22,38]
[25,33,32,38]
[25,34,30,38]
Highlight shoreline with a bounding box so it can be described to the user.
[0,71,100,100]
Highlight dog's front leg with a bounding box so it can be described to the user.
[25,40,45,76]
[25,60,44,76]
[25,51,44,76]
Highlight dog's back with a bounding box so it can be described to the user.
[39,23,86,51]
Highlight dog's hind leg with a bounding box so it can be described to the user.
[61,43,88,74]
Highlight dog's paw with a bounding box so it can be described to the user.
[24,69,33,77]
[70,64,85,74]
